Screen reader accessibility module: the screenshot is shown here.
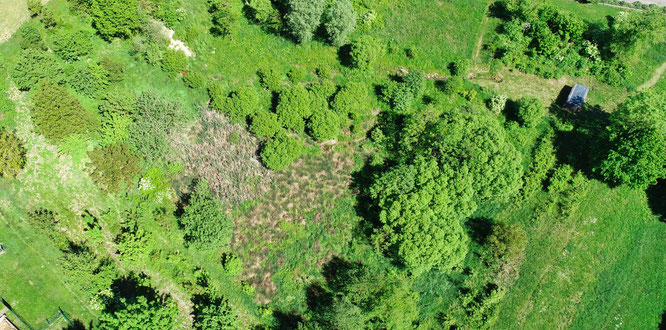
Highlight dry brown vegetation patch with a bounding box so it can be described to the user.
[171,110,272,205]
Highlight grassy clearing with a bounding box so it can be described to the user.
[0,197,96,326]
[492,182,666,329]
[472,67,627,109]
[0,0,28,43]
[375,0,491,73]
[549,0,622,21]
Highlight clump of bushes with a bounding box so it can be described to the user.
[87,143,140,192]
[323,0,357,46]
[0,130,26,178]
[307,109,340,142]
[31,80,97,142]
[257,67,284,91]
[160,49,187,75]
[250,110,281,140]
[285,0,326,43]
[515,97,545,127]
[349,35,384,69]
[52,29,94,62]
[276,85,312,132]
[260,130,303,170]
[12,49,64,90]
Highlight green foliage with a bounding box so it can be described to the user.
[309,259,419,329]
[99,86,137,118]
[257,67,283,91]
[260,130,303,170]
[548,164,574,193]
[609,9,666,59]
[285,0,326,43]
[483,222,527,275]
[183,70,207,89]
[276,85,312,132]
[597,90,666,189]
[382,81,414,113]
[443,283,506,329]
[515,96,544,127]
[87,143,140,192]
[349,35,384,69]
[451,59,471,77]
[31,80,96,142]
[128,91,185,166]
[97,295,178,329]
[523,133,556,194]
[246,0,282,32]
[287,67,307,83]
[210,1,238,37]
[18,23,45,50]
[323,0,357,46]
[443,76,463,95]
[99,57,125,83]
[91,0,140,41]
[52,29,94,62]
[12,49,63,90]
[250,110,280,140]
[403,69,426,99]
[194,297,238,329]
[0,130,26,178]
[370,110,523,274]
[331,81,371,121]
[68,62,110,97]
[160,49,188,75]
[307,109,340,142]
[27,0,43,17]
[219,86,263,125]
[180,180,233,250]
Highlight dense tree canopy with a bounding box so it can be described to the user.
[323,0,357,46]
[370,110,523,274]
[597,90,666,188]
[12,48,63,90]
[97,295,177,330]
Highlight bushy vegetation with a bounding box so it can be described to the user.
[0,130,26,177]
[30,80,96,141]
[1,0,664,329]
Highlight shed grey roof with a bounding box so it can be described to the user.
[565,84,589,109]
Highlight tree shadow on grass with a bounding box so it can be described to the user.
[646,179,666,222]
[552,102,611,178]
[465,218,495,246]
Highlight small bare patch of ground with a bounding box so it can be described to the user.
[171,110,272,204]
[232,146,355,304]
[157,21,194,57]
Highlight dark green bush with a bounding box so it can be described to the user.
[257,67,283,91]
[331,81,371,121]
[12,49,64,90]
[515,96,544,127]
[183,70,207,89]
[68,62,110,97]
[180,179,233,249]
[250,110,281,140]
[160,49,187,75]
[260,130,303,170]
[18,23,45,50]
[350,35,384,69]
[403,69,426,99]
[52,29,94,62]
[451,59,471,77]
[287,67,307,83]
[443,76,463,95]
[99,56,125,83]
[276,85,312,132]
[91,0,140,41]
[246,0,282,32]
[219,86,263,125]
[307,109,340,142]
[210,1,238,37]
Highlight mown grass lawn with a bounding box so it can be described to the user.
[0,0,28,43]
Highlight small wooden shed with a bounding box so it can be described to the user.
[564,84,589,110]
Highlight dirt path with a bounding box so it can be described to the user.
[637,62,666,91]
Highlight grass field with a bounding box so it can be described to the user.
[490,182,666,329]
[0,198,96,327]
[375,0,491,73]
